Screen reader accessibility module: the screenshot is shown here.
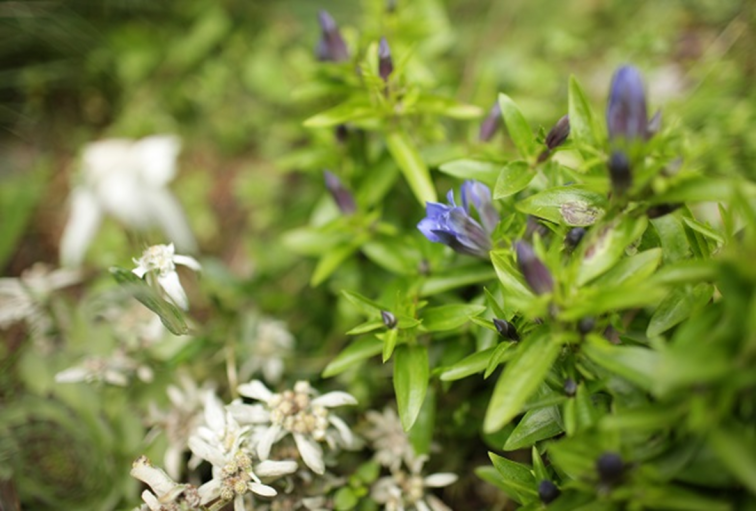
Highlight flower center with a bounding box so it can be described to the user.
[139,245,175,275]
[220,452,254,501]
[267,383,329,439]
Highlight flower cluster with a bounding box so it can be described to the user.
[132,243,201,310]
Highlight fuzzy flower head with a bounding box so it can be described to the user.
[371,455,457,511]
[364,407,415,471]
[232,380,357,475]
[239,316,295,385]
[130,455,201,511]
[54,350,154,387]
[132,243,201,310]
[417,180,499,259]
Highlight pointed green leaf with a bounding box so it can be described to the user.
[381,328,399,362]
[420,267,497,296]
[708,424,756,494]
[438,159,500,186]
[516,186,606,227]
[647,284,713,338]
[322,337,383,378]
[592,248,662,287]
[341,290,385,316]
[386,130,437,205]
[488,452,538,503]
[311,244,359,286]
[582,334,658,390]
[484,342,515,379]
[394,344,429,430]
[304,98,378,128]
[578,215,648,285]
[420,304,486,332]
[503,407,563,451]
[494,161,535,199]
[439,347,496,381]
[498,93,538,159]
[568,75,599,148]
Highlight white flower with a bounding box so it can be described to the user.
[0,264,80,343]
[188,392,297,510]
[55,349,153,386]
[59,135,196,267]
[130,455,201,511]
[371,455,457,511]
[239,316,295,384]
[132,243,201,310]
[364,407,415,471]
[232,380,357,475]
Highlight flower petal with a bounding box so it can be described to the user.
[249,481,277,498]
[133,135,181,186]
[424,473,458,488]
[227,403,270,424]
[255,460,298,478]
[237,380,273,402]
[173,254,201,272]
[294,433,325,475]
[234,494,246,511]
[256,424,282,461]
[188,436,226,468]
[59,187,103,267]
[311,391,357,408]
[146,189,197,253]
[328,415,354,447]
[198,478,221,505]
[157,270,189,310]
[204,393,226,433]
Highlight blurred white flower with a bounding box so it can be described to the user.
[130,455,201,511]
[188,392,297,510]
[132,243,201,310]
[239,316,295,384]
[364,407,415,471]
[232,380,357,475]
[0,264,80,342]
[55,349,153,386]
[371,455,457,511]
[59,135,196,267]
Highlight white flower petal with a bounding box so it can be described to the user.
[133,135,181,186]
[426,494,453,511]
[424,473,458,488]
[250,481,277,498]
[234,494,246,511]
[227,403,271,424]
[173,254,201,272]
[237,380,273,402]
[262,358,284,384]
[81,139,132,181]
[255,460,298,478]
[328,415,354,448]
[54,366,90,383]
[204,393,226,433]
[141,490,161,511]
[59,187,103,267]
[188,436,225,468]
[132,264,148,278]
[416,500,431,511]
[256,424,282,460]
[293,433,325,475]
[198,478,221,505]
[130,456,176,496]
[147,189,197,253]
[157,270,188,310]
[311,391,357,408]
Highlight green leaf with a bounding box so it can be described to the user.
[394,344,429,430]
[0,166,48,269]
[582,334,658,390]
[380,328,399,362]
[650,177,756,204]
[304,98,378,128]
[647,284,713,338]
[531,447,550,482]
[484,342,516,379]
[311,243,360,286]
[577,215,648,285]
[341,290,385,317]
[413,94,484,119]
[491,250,533,300]
[592,248,662,288]
[322,337,383,378]
[386,130,437,205]
[334,487,359,511]
[494,161,535,199]
[484,329,561,433]
[346,320,384,335]
[503,407,563,450]
[488,452,538,503]
[568,75,600,148]
[682,216,724,245]
[708,424,756,495]
[408,387,435,455]
[498,93,538,159]
[438,159,500,186]
[361,240,413,275]
[599,404,684,432]
[651,215,690,264]
[516,186,606,227]
[559,282,667,320]
[420,267,497,296]
[109,267,189,336]
[439,347,496,381]
[420,304,486,332]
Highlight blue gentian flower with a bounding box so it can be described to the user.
[417,181,499,258]
[606,65,648,142]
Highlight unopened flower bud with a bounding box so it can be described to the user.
[565,227,586,250]
[578,316,595,335]
[538,480,561,504]
[317,11,349,63]
[479,101,502,142]
[525,216,550,241]
[334,124,349,144]
[545,114,570,150]
[608,150,632,195]
[378,37,394,82]
[606,65,648,141]
[647,109,662,138]
[646,203,680,219]
[324,171,356,215]
[596,452,625,486]
[515,241,554,295]
[563,378,577,397]
[493,318,520,341]
[381,311,397,329]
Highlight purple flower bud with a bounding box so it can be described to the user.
[378,37,394,82]
[647,109,662,138]
[479,101,502,142]
[324,171,356,215]
[381,310,397,329]
[565,227,586,250]
[317,10,349,62]
[608,150,632,195]
[563,378,577,397]
[525,216,550,241]
[578,316,595,335]
[538,480,560,504]
[607,65,648,141]
[545,114,570,150]
[515,240,554,295]
[493,318,520,341]
[596,452,625,487]
[646,203,680,219]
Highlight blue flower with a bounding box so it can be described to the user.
[606,65,648,142]
[417,181,499,258]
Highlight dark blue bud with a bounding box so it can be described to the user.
[515,241,554,295]
[493,318,520,341]
[607,65,648,141]
[565,227,586,250]
[563,378,577,397]
[646,203,680,219]
[479,101,502,142]
[596,452,625,486]
[378,37,394,82]
[317,10,349,62]
[381,310,397,329]
[545,114,570,150]
[608,150,632,195]
[324,170,356,215]
[578,316,595,335]
[538,480,561,504]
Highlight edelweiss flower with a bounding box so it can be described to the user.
[132,243,201,310]
[59,135,196,267]
[417,180,499,259]
[130,455,201,511]
[54,349,154,386]
[0,264,80,343]
[371,455,457,511]
[364,407,415,471]
[239,316,295,384]
[231,380,357,475]
[188,393,297,510]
